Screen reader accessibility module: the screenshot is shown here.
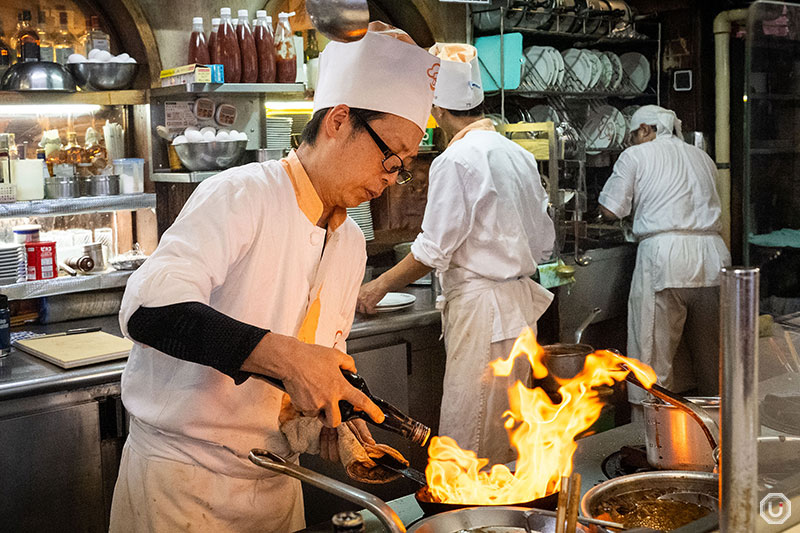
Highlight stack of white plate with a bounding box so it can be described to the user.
[0,243,26,284]
[266,117,293,150]
[620,52,651,93]
[583,105,627,154]
[522,46,564,92]
[346,201,374,241]
[375,292,416,313]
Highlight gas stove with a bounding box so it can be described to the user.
[601,444,657,479]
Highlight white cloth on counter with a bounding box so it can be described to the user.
[598,135,730,291]
[111,152,366,531]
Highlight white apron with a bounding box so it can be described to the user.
[438,268,553,465]
[110,154,366,532]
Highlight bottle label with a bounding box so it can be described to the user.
[39,45,54,62]
[91,38,110,51]
[21,42,40,62]
[55,47,74,65]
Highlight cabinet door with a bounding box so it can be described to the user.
[0,403,105,532]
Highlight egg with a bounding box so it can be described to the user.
[93,50,113,62]
[172,135,188,145]
[199,126,216,136]
[185,130,204,143]
[235,132,248,141]
[202,130,216,142]
[229,129,239,137]
[215,131,231,142]
[184,126,199,134]
[87,49,103,60]
[110,55,129,63]
[115,53,131,61]
[125,57,137,64]
[67,53,87,64]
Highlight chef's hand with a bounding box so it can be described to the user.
[358,278,389,315]
[319,419,375,464]
[242,333,385,428]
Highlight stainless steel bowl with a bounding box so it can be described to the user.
[45,177,80,198]
[67,62,138,91]
[79,174,120,196]
[173,141,247,171]
[1,62,76,92]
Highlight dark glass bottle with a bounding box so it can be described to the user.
[304,29,319,62]
[0,20,12,71]
[13,10,40,63]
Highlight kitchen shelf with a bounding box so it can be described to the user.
[150,83,306,98]
[0,89,147,106]
[748,93,800,101]
[0,194,156,218]
[499,89,655,99]
[508,26,658,46]
[150,171,219,184]
[1,269,133,301]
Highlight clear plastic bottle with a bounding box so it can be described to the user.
[188,17,210,65]
[208,17,220,63]
[213,7,241,83]
[53,11,77,65]
[274,12,297,83]
[236,10,257,83]
[81,15,110,54]
[36,10,53,62]
[12,10,40,63]
[253,11,276,83]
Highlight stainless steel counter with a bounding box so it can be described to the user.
[0,286,442,402]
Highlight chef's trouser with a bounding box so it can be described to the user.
[627,285,720,404]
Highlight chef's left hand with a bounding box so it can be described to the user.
[319,419,376,463]
[358,279,389,315]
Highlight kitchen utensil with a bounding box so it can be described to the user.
[619,52,650,93]
[371,454,427,486]
[475,33,524,91]
[173,140,247,171]
[581,471,718,531]
[376,292,416,313]
[306,0,369,43]
[575,307,601,343]
[249,449,405,533]
[33,326,102,339]
[566,473,581,533]
[522,0,555,31]
[556,476,568,533]
[540,343,594,389]
[561,49,593,91]
[79,174,120,196]
[83,242,106,271]
[529,509,624,530]
[415,485,560,517]
[66,62,138,91]
[409,507,605,533]
[0,61,76,91]
[12,330,132,369]
[642,397,720,471]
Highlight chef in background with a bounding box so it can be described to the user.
[109,24,439,532]
[598,105,731,416]
[358,43,555,465]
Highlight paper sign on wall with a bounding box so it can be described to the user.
[164,101,198,131]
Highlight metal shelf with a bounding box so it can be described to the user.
[0,194,155,218]
[151,171,219,184]
[497,89,655,99]
[150,83,306,98]
[0,89,147,106]
[1,270,133,301]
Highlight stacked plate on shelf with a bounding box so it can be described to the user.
[619,52,651,93]
[266,117,293,150]
[522,46,564,91]
[346,201,374,241]
[583,105,627,154]
[0,243,26,284]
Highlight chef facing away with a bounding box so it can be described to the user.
[109,24,439,532]
[358,43,555,465]
[598,105,731,416]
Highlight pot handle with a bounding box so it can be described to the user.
[249,449,406,533]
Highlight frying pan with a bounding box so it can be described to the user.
[414,482,561,516]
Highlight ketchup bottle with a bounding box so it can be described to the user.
[253,10,276,83]
[274,12,297,83]
[208,17,220,64]
[214,7,241,83]
[188,17,210,65]
[236,10,258,83]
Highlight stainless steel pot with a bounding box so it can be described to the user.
[642,397,720,471]
[542,343,594,380]
[79,174,120,196]
[45,176,79,199]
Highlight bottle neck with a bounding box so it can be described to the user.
[192,23,204,33]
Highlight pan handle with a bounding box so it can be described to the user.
[249,449,406,533]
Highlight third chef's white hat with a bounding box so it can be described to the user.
[629,105,683,138]
[429,43,484,111]
[313,23,440,132]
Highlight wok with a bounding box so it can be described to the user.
[414,484,560,516]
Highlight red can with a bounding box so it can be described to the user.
[25,241,57,281]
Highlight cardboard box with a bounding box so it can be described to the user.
[159,64,224,87]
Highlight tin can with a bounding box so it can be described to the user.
[25,241,57,281]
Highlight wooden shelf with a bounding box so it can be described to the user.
[0,89,147,106]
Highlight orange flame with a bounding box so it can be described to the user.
[425,327,657,505]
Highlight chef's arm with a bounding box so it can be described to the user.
[127,303,385,427]
[357,253,432,314]
[599,204,619,221]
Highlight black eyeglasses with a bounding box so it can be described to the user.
[351,110,413,185]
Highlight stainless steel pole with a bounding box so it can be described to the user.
[720,267,759,532]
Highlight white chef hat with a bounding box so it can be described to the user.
[313,25,440,132]
[629,105,683,138]
[429,43,484,111]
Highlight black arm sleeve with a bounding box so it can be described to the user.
[127,302,269,384]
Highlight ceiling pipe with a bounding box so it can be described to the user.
[714,8,748,250]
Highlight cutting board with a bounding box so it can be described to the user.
[14,331,133,369]
[474,33,524,91]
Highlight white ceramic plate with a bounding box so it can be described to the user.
[561,49,593,91]
[523,46,553,91]
[594,50,613,91]
[376,292,416,312]
[583,50,603,91]
[528,104,560,124]
[550,47,565,89]
[603,51,624,91]
[620,52,651,93]
[584,105,625,154]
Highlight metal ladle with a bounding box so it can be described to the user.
[306,0,370,42]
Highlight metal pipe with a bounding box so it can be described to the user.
[719,267,759,532]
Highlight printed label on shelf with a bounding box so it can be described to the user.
[164,101,198,130]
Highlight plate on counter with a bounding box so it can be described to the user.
[376,292,416,313]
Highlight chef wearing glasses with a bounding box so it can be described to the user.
[358,43,555,465]
[109,24,439,532]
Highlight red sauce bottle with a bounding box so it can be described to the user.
[274,12,297,83]
[188,17,210,65]
[253,11,276,83]
[208,17,220,64]
[213,8,241,83]
[236,10,258,83]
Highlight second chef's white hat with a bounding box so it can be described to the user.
[313,23,440,132]
[629,105,683,138]
[429,43,484,111]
